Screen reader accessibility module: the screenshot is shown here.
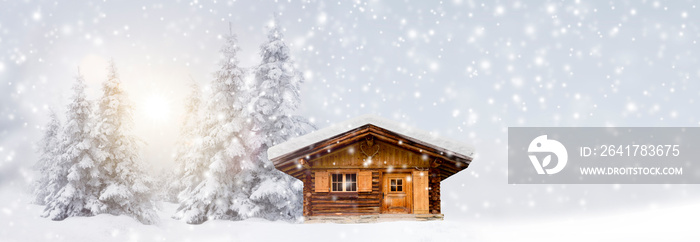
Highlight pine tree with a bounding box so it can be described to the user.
[175,20,316,223]
[92,60,158,224]
[168,78,203,203]
[247,16,316,221]
[174,31,252,224]
[33,109,62,205]
[43,73,103,220]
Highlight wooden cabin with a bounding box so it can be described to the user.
[268,115,474,223]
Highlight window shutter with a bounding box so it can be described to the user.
[358,171,373,192]
[412,170,429,214]
[314,171,329,193]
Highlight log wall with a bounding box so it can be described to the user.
[429,167,441,214]
[301,135,449,216]
[310,169,382,216]
[303,172,312,216]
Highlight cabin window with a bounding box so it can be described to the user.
[331,173,357,192]
[390,178,403,192]
[345,174,357,191]
[331,174,343,191]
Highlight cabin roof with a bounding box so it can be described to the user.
[268,115,475,177]
[268,114,475,160]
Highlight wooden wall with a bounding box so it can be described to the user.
[429,167,441,214]
[302,136,442,216]
[303,172,312,217]
[309,170,382,216]
[310,138,430,169]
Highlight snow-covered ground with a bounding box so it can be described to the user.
[1,185,696,242]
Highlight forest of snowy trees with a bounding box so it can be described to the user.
[32,19,314,224]
[34,62,158,224]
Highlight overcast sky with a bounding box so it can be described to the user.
[1,0,699,220]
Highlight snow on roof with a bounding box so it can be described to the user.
[268,114,475,161]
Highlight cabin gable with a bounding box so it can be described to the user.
[309,137,430,169]
[272,125,472,181]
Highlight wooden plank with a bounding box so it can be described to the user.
[303,172,312,216]
[308,140,439,170]
[312,198,381,202]
[314,171,329,193]
[312,194,380,199]
[412,170,429,214]
[358,171,372,192]
[428,168,441,214]
[312,208,380,212]
[312,200,381,204]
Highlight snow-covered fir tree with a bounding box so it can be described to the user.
[174,32,252,224]
[42,73,103,220]
[167,78,203,203]
[174,20,315,223]
[32,109,62,205]
[247,17,316,221]
[92,61,158,224]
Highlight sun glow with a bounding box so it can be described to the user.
[143,94,171,123]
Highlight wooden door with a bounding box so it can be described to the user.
[412,170,429,214]
[382,173,412,214]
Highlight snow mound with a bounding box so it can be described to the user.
[268,114,475,160]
